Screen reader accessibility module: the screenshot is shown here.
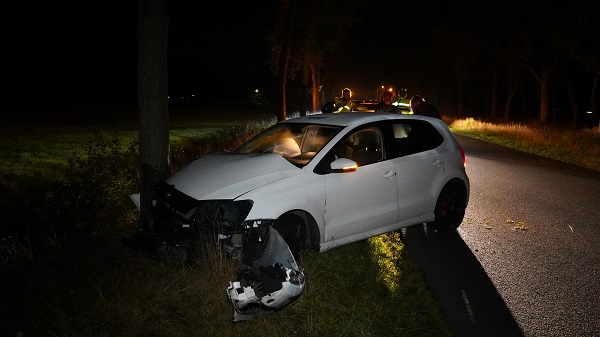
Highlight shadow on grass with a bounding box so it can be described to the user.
[401,224,524,337]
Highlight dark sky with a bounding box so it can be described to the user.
[3,1,138,111]
[2,0,440,113]
[3,0,595,119]
[328,0,449,101]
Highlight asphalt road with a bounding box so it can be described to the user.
[402,134,600,337]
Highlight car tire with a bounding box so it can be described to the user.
[427,182,467,231]
[273,213,306,258]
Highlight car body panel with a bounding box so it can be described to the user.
[165,152,301,200]
[394,148,446,218]
[323,159,398,244]
[240,168,326,226]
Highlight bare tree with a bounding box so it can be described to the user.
[266,0,362,120]
[137,0,170,228]
[521,44,561,124]
[503,56,521,121]
[516,1,569,124]
[564,1,600,128]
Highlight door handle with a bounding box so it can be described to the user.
[384,171,397,179]
[433,159,443,167]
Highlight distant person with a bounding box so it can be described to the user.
[395,88,411,113]
[334,88,357,112]
[410,95,442,119]
[375,90,398,113]
[397,88,408,101]
[321,101,335,113]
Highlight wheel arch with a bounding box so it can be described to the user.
[274,209,321,252]
[445,177,468,199]
[428,177,469,230]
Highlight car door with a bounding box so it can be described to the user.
[391,120,446,220]
[322,126,398,244]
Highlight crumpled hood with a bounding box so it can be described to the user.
[165,152,301,200]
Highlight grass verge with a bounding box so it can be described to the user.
[448,117,600,172]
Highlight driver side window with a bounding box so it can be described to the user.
[334,127,384,166]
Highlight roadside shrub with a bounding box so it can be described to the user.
[45,130,139,235]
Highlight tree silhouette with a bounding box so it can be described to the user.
[563,0,600,129]
[266,0,362,120]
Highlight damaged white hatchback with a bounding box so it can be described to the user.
[123,112,470,321]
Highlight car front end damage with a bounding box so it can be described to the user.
[122,181,305,321]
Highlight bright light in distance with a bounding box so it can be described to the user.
[587,111,593,114]
[255,89,260,93]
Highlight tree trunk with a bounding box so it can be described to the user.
[311,64,319,113]
[504,79,518,121]
[539,74,550,124]
[456,80,464,117]
[592,73,599,129]
[278,46,290,122]
[299,56,309,117]
[490,67,498,120]
[137,0,170,229]
[563,72,579,126]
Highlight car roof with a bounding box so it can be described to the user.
[283,112,438,127]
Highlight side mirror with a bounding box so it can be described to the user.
[330,158,358,172]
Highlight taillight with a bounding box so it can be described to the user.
[459,146,466,168]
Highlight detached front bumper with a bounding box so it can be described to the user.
[226,222,305,322]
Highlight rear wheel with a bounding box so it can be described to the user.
[427,182,467,231]
[273,213,306,258]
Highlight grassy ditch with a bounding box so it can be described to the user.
[0,112,452,337]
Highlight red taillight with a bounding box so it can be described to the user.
[459,146,466,168]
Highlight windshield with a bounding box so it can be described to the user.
[236,123,343,167]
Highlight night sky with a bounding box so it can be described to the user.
[2,0,598,121]
[1,0,440,113]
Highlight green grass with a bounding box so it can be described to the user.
[2,233,448,337]
[0,108,451,337]
[0,123,268,184]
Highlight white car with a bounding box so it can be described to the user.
[123,112,469,319]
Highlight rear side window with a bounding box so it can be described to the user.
[391,120,443,157]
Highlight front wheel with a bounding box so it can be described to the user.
[273,213,306,258]
[427,182,467,231]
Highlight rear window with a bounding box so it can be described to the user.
[391,120,443,157]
